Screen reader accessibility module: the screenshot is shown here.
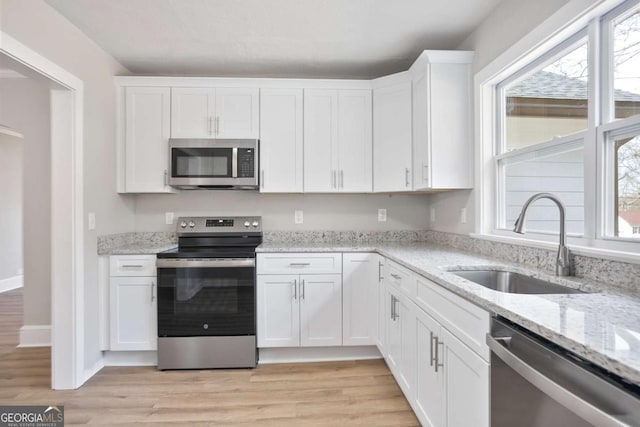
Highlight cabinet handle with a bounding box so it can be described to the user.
[208,116,213,135]
[293,279,297,300]
[340,170,344,189]
[164,169,168,186]
[430,332,436,367]
[378,261,384,282]
[151,282,155,302]
[394,297,400,320]
[261,170,265,189]
[434,336,444,372]
[301,279,305,300]
[390,295,394,320]
[390,273,401,280]
[289,262,310,267]
[332,170,336,189]
[122,264,144,268]
[216,116,221,135]
[423,164,429,184]
[405,168,410,187]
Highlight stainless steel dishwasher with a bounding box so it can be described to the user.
[488,317,640,427]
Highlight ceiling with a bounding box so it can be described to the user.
[44,0,500,79]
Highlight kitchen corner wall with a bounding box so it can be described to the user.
[2,0,136,370]
[134,192,431,232]
[0,133,22,283]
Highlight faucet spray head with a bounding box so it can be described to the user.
[513,213,525,234]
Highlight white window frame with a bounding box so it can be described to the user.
[474,0,640,263]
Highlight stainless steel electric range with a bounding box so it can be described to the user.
[156,216,262,370]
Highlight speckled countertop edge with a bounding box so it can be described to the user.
[257,241,640,385]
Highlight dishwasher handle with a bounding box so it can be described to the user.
[487,334,630,427]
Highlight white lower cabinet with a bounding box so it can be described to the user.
[109,255,158,351]
[379,256,490,427]
[257,273,342,347]
[342,253,379,346]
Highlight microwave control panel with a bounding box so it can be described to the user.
[238,148,255,178]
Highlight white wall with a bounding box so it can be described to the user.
[1,0,135,370]
[134,192,431,231]
[0,78,50,323]
[429,0,587,235]
[0,131,23,283]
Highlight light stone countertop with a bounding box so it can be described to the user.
[257,241,640,386]
[97,232,177,255]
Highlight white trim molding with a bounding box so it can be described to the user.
[258,346,382,364]
[19,325,52,347]
[0,275,23,293]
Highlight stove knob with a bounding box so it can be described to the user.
[252,221,259,228]
[244,221,250,228]
[180,221,187,229]
[188,220,196,228]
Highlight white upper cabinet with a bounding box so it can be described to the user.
[304,89,372,192]
[259,88,304,193]
[170,87,259,139]
[411,51,473,190]
[121,86,173,193]
[373,77,413,192]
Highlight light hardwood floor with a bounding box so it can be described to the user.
[0,289,419,426]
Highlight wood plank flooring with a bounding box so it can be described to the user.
[0,289,420,426]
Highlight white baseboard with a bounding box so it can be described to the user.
[258,346,382,364]
[0,275,23,293]
[103,350,157,366]
[82,358,105,384]
[18,325,51,347]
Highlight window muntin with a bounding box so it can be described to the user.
[499,40,589,153]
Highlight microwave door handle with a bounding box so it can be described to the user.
[232,147,238,178]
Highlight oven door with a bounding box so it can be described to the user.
[156,258,255,337]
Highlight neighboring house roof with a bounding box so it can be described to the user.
[507,70,640,102]
[619,210,640,226]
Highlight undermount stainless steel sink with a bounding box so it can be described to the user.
[452,270,585,294]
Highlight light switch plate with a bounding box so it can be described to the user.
[460,208,467,224]
[294,210,303,224]
[165,212,174,225]
[378,209,387,222]
[88,212,96,230]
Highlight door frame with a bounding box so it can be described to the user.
[1,31,85,389]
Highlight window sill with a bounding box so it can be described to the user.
[469,233,640,265]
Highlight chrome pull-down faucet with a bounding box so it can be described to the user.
[513,192,573,276]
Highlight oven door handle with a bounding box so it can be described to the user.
[156,259,255,268]
[487,334,629,427]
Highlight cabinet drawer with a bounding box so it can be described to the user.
[257,253,342,275]
[110,255,157,277]
[387,260,416,297]
[415,275,490,361]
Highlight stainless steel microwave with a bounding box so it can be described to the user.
[168,139,259,190]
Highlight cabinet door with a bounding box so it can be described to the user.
[373,81,413,192]
[412,69,431,190]
[170,88,216,138]
[376,257,388,353]
[337,90,372,192]
[215,88,259,138]
[259,88,303,192]
[299,274,342,347]
[257,275,300,348]
[442,328,490,427]
[304,89,338,192]
[124,87,172,193]
[109,276,157,351]
[397,292,416,397]
[386,287,402,373]
[342,253,378,346]
[414,306,444,427]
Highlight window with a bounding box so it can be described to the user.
[485,0,640,252]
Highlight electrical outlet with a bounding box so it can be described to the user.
[294,210,304,224]
[378,209,387,222]
[165,212,174,225]
[88,212,96,230]
[430,207,436,223]
[460,208,467,224]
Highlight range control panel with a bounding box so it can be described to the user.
[177,216,262,234]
